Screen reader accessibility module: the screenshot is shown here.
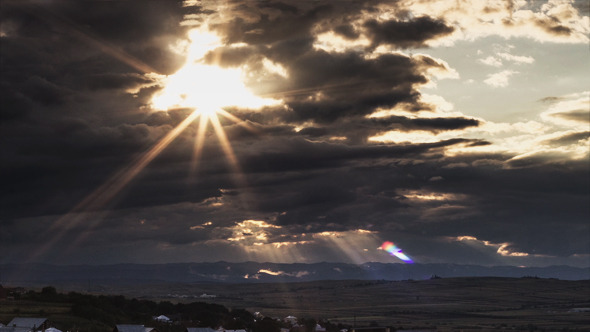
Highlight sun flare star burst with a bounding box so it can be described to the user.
[151,28,278,115]
[151,27,279,174]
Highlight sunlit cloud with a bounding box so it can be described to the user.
[479,55,503,67]
[151,28,280,112]
[149,27,279,182]
[479,51,535,67]
[256,269,310,278]
[313,30,372,53]
[226,219,282,244]
[243,269,310,279]
[369,89,588,164]
[190,221,213,230]
[451,235,531,257]
[401,0,590,44]
[272,240,313,248]
[541,91,590,126]
[497,52,535,64]
[400,190,469,202]
[484,70,518,87]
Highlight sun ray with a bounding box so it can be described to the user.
[75,109,201,213]
[29,4,157,74]
[217,109,260,135]
[209,113,241,175]
[190,113,211,177]
[26,110,202,263]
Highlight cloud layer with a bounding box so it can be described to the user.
[1,0,588,268]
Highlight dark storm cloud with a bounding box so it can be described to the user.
[82,73,155,91]
[0,1,203,221]
[293,115,480,143]
[238,137,480,174]
[414,158,590,257]
[0,0,194,74]
[363,16,455,49]
[0,0,196,121]
[276,51,426,122]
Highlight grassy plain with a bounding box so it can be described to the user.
[60,277,590,331]
[3,277,589,331]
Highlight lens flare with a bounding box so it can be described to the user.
[381,241,414,263]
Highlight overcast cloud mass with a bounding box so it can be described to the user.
[1,0,589,268]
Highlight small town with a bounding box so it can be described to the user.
[0,285,361,332]
[0,316,352,332]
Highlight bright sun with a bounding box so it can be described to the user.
[149,27,280,178]
[151,28,277,115]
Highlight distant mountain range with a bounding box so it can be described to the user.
[1,262,588,286]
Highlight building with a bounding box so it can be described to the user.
[0,318,48,332]
[284,316,297,325]
[186,328,217,332]
[350,328,390,332]
[44,328,62,332]
[153,315,171,323]
[114,325,158,332]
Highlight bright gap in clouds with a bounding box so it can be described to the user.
[151,27,279,176]
[151,27,278,114]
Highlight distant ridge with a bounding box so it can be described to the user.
[1,262,588,286]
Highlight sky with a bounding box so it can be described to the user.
[1,0,589,268]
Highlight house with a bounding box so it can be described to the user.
[186,328,216,332]
[0,326,30,332]
[350,328,390,332]
[44,328,62,332]
[216,327,246,332]
[0,318,48,332]
[113,325,158,332]
[153,315,171,323]
[284,316,297,325]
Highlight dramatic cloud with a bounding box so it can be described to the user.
[1,0,588,268]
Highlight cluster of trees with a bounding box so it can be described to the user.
[8,286,347,332]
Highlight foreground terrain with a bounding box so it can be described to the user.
[104,277,590,331]
[2,277,589,331]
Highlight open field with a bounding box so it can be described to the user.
[26,277,589,331]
